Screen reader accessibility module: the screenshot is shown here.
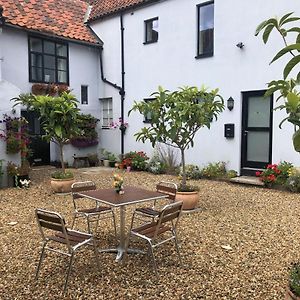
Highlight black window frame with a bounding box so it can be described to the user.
[81,85,88,105]
[143,98,155,123]
[28,35,69,84]
[144,17,159,45]
[196,1,214,59]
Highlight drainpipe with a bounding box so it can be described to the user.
[120,14,125,156]
[0,6,5,82]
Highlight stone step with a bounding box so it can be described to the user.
[230,176,264,186]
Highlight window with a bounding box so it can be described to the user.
[81,85,88,105]
[197,1,214,58]
[29,36,69,84]
[144,17,159,44]
[143,98,154,123]
[100,97,113,128]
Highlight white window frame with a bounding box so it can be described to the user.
[100,97,113,129]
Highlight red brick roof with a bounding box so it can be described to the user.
[0,0,99,44]
[86,0,157,20]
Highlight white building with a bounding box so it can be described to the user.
[0,0,299,186]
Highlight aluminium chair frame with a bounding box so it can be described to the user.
[127,201,183,277]
[35,208,100,294]
[71,181,117,237]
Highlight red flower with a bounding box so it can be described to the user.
[255,171,261,177]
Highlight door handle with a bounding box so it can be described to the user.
[243,130,249,136]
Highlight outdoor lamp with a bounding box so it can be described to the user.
[227,97,234,111]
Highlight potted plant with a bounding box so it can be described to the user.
[7,160,30,188]
[13,92,81,193]
[87,153,99,167]
[286,263,300,300]
[108,153,117,167]
[129,86,224,210]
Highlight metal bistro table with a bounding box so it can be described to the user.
[78,186,168,262]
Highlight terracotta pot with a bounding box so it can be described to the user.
[50,177,75,193]
[176,191,199,210]
[286,287,300,300]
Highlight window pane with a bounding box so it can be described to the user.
[44,55,55,69]
[247,132,269,162]
[44,41,55,54]
[44,68,56,82]
[31,67,43,81]
[30,38,42,52]
[198,3,214,55]
[145,19,158,43]
[248,96,270,127]
[57,58,67,71]
[58,71,67,83]
[81,86,88,104]
[56,44,67,57]
[31,53,42,67]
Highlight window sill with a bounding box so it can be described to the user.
[143,120,152,124]
[143,40,158,45]
[101,127,111,130]
[195,53,213,59]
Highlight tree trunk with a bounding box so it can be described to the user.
[59,142,65,174]
[181,148,186,186]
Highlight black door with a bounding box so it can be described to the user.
[21,110,50,165]
[241,90,273,175]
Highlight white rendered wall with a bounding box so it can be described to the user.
[92,0,300,171]
[1,27,103,166]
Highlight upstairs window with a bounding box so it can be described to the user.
[29,36,69,84]
[144,17,159,44]
[100,97,113,129]
[81,85,88,105]
[197,2,214,58]
[143,98,155,123]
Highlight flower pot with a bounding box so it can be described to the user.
[176,191,199,210]
[13,175,30,188]
[286,287,300,300]
[109,160,116,167]
[103,159,110,167]
[126,166,131,172]
[50,177,75,193]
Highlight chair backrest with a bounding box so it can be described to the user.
[71,181,96,210]
[156,181,177,201]
[154,201,183,238]
[35,208,72,251]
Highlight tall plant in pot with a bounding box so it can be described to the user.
[13,92,81,192]
[129,86,224,209]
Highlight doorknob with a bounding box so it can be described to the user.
[243,130,248,136]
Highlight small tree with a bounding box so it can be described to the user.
[13,92,81,175]
[129,86,224,188]
[255,13,300,152]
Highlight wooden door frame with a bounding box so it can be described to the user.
[240,90,273,174]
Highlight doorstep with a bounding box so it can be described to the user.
[230,176,264,186]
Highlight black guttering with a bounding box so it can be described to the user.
[0,6,5,26]
[120,14,125,156]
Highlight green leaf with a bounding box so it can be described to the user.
[287,92,300,110]
[283,55,300,79]
[271,44,300,64]
[281,17,300,26]
[293,130,300,152]
[263,24,275,44]
[279,12,294,26]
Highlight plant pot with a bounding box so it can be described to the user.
[286,287,300,300]
[13,175,30,188]
[50,177,75,193]
[103,159,110,167]
[109,161,116,167]
[176,191,199,210]
[126,166,131,172]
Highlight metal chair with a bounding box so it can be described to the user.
[35,208,100,294]
[126,201,183,277]
[71,181,117,237]
[131,181,177,224]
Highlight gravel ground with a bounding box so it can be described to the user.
[0,166,299,299]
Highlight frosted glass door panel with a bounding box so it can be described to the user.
[248,96,270,127]
[247,132,269,162]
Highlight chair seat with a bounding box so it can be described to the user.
[132,222,171,239]
[52,230,92,246]
[78,206,112,214]
[135,207,160,216]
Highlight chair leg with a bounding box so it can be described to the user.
[63,252,75,294]
[147,242,158,278]
[111,210,117,242]
[71,214,77,229]
[86,216,91,234]
[173,235,182,266]
[35,242,47,280]
[94,214,101,234]
[92,238,100,269]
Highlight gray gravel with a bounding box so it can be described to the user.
[0,166,299,299]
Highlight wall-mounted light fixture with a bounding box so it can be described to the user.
[227,97,234,111]
[236,42,245,49]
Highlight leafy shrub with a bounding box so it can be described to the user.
[51,170,74,179]
[289,263,300,297]
[147,152,165,174]
[122,151,149,171]
[157,144,179,174]
[226,170,238,178]
[179,164,201,180]
[178,184,199,192]
[285,168,300,193]
[256,161,294,187]
[200,162,227,179]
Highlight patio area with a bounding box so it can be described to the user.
[1,166,300,299]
